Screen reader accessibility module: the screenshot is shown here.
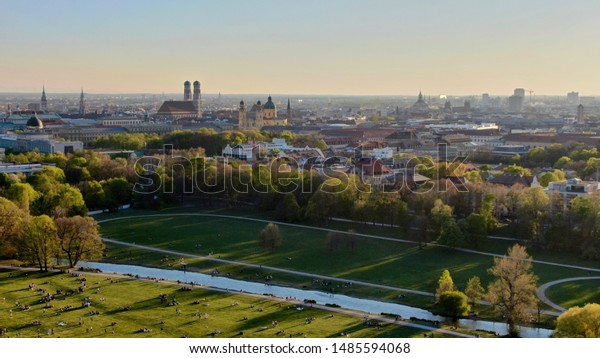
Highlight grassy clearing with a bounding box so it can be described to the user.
[545,279,600,309]
[99,214,588,290]
[0,269,464,338]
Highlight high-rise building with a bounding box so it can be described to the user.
[514,88,525,97]
[41,86,47,113]
[567,91,579,105]
[508,88,524,113]
[577,104,585,124]
[79,89,86,115]
[481,93,490,108]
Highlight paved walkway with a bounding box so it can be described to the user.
[0,265,473,337]
[536,276,600,312]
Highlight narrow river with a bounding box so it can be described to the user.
[79,262,554,338]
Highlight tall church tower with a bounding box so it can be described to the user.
[184,81,192,101]
[79,88,86,115]
[238,100,246,129]
[192,80,202,117]
[41,85,47,113]
[287,98,292,121]
[254,100,264,129]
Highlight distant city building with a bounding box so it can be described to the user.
[567,91,579,105]
[409,91,431,118]
[507,88,525,113]
[577,104,584,124]
[481,93,490,108]
[96,118,143,126]
[488,173,538,188]
[41,86,48,113]
[27,103,41,112]
[0,127,82,155]
[156,81,202,119]
[508,95,523,113]
[547,178,600,210]
[239,96,288,130]
[79,88,86,115]
[513,88,525,98]
[0,162,53,176]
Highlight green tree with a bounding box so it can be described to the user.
[555,303,600,338]
[487,244,538,336]
[5,182,39,212]
[103,177,133,207]
[21,215,60,271]
[275,194,302,223]
[430,199,453,240]
[55,216,105,267]
[438,291,471,318]
[503,165,531,176]
[464,276,485,312]
[0,197,26,258]
[538,170,565,187]
[436,269,456,300]
[463,213,488,248]
[438,218,463,248]
[515,187,550,247]
[78,180,107,210]
[553,156,572,169]
[259,223,282,251]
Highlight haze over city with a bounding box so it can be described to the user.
[2,0,599,95]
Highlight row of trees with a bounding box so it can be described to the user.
[0,197,104,270]
[92,128,327,156]
[135,150,600,260]
[0,156,116,268]
[435,244,538,336]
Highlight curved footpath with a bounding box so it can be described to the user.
[536,276,600,312]
[0,264,473,338]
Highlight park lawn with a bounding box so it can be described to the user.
[98,214,587,304]
[0,269,452,338]
[94,205,600,271]
[546,279,600,309]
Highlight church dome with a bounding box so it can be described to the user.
[263,96,276,109]
[193,80,200,86]
[26,115,44,129]
[184,81,191,86]
[411,91,430,113]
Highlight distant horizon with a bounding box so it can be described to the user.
[0,90,594,98]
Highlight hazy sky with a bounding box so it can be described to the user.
[2,0,599,95]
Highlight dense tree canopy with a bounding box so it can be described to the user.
[555,303,600,338]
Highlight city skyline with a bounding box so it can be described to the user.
[2,0,600,95]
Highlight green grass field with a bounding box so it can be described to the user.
[0,269,481,338]
[546,279,600,309]
[94,207,598,321]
